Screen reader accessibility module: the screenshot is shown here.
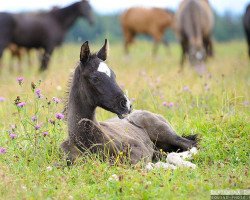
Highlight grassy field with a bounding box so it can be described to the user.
[0,41,249,199]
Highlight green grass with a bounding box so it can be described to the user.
[0,41,249,199]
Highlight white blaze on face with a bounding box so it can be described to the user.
[124,95,131,110]
[97,62,111,77]
[196,51,203,60]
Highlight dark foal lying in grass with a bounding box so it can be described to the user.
[61,39,197,165]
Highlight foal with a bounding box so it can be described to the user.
[61,40,196,164]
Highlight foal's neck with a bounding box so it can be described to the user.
[68,68,97,124]
[52,3,81,30]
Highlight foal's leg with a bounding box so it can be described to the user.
[60,139,82,165]
[129,110,195,151]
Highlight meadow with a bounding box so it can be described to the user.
[0,41,249,199]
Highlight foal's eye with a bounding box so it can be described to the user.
[90,76,100,84]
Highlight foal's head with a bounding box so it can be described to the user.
[78,0,94,25]
[77,39,132,119]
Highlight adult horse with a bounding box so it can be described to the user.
[0,0,93,71]
[120,7,174,55]
[61,39,197,165]
[175,0,214,74]
[243,4,250,58]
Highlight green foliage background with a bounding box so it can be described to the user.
[65,11,245,43]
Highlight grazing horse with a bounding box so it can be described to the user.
[243,4,250,58]
[175,0,214,74]
[120,7,174,55]
[61,39,197,165]
[0,0,93,71]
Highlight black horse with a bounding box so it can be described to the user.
[243,4,250,58]
[0,0,93,71]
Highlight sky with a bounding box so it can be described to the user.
[0,0,249,15]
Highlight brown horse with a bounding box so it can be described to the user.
[120,7,174,55]
[175,0,214,74]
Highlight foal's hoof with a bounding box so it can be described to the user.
[66,158,74,166]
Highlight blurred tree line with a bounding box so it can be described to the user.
[66,11,245,43]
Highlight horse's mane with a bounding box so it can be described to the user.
[63,53,97,119]
[62,69,74,120]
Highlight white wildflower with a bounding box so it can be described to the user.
[108,174,119,182]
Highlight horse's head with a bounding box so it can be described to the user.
[79,0,94,25]
[188,46,207,75]
[78,39,132,119]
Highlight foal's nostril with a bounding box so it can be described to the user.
[120,100,126,109]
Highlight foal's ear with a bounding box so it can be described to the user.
[80,41,90,63]
[97,39,109,61]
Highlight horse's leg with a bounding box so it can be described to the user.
[152,31,163,56]
[203,36,213,58]
[207,38,213,57]
[0,42,9,72]
[179,39,187,71]
[248,36,250,58]
[128,110,196,152]
[64,119,119,164]
[60,139,82,165]
[26,49,32,67]
[8,52,15,73]
[17,50,22,74]
[124,29,134,55]
[40,46,54,71]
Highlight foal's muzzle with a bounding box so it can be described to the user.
[117,95,132,119]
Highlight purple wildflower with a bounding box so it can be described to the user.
[183,86,190,92]
[9,133,17,139]
[35,123,42,130]
[35,89,42,98]
[0,147,6,154]
[0,97,5,102]
[31,116,37,122]
[17,77,24,85]
[243,101,249,107]
[162,101,167,107]
[17,102,26,108]
[52,97,61,104]
[42,131,49,137]
[168,102,174,108]
[55,113,64,120]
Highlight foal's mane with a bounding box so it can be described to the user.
[62,53,97,119]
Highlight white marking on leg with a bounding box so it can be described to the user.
[97,62,111,77]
